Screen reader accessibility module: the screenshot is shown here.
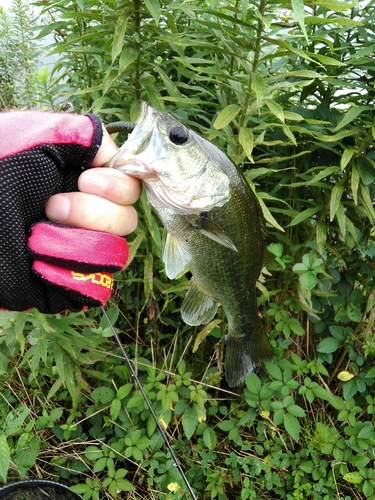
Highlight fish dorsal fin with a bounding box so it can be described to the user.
[181,277,218,326]
[193,215,238,252]
[163,232,190,279]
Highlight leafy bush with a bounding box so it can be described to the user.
[0,0,375,498]
[0,0,40,110]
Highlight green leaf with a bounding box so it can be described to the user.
[357,424,374,440]
[300,271,318,290]
[347,303,361,322]
[218,419,236,432]
[358,157,375,185]
[265,361,283,381]
[251,72,266,109]
[126,230,145,267]
[203,427,217,450]
[213,104,241,130]
[333,106,370,132]
[5,406,30,435]
[144,0,161,24]
[239,127,254,161]
[335,202,346,239]
[284,413,300,442]
[16,435,40,471]
[288,318,305,335]
[84,446,103,462]
[140,190,163,256]
[343,378,358,400]
[288,206,322,227]
[116,478,135,492]
[292,0,308,42]
[110,398,122,421]
[93,457,108,473]
[305,15,362,24]
[136,436,152,450]
[127,391,144,409]
[265,99,284,123]
[90,387,115,405]
[257,197,285,232]
[309,0,357,11]
[287,405,306,418]
[351,163,360,205]
[340,148,355,170]
[119,47,139,74]
[192,319,222,353]
[70,484,91,495]
[316,221,327,253]
[317,337,340,354]
[267,243,283,258]
[117,384,133,400]
[111,11,128,62]
[350,455,370,467]
[310,384,343,409]
[182,406,198,440]
[360,184,375,221]
[330,183,344,221]
[245,372,262,395]
[283,125,297,145]
[363,480,374,497]
[273,408,284,426]
[304,166,339,186]
[0,434,10,482]
[293,262,308,273]
[343,472,364,485]
[306,51,346,67]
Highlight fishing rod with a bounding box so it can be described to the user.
[103,120,196,498]
[100,306,198,500]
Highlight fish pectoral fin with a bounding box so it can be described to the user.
[163,232,190,279]
[181,278,218,326]
[193,215,238,252]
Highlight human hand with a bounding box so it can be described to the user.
[0,111,140,313]
[45,128,141,236]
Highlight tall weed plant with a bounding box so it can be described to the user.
[0,0,374,498]
[0,0,40,109]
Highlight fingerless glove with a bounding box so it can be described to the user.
[0,111,128,313]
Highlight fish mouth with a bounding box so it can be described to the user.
[109,102,156,173]
[129,102,153,153]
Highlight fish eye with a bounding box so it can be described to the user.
[169,126,189,145]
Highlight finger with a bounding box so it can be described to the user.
[78,167,142,205]
[91,127,118,167]
[45,192,138,236]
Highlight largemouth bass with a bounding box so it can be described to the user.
[110,103,273,387]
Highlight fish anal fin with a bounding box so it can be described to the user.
[181,278,218,326]
[163,232,190,279]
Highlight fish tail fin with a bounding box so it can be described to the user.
[225,326,273,388]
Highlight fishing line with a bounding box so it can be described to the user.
[100,306,197,500]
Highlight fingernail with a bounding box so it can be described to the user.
[45,195,70,222]
[79,170,105,195]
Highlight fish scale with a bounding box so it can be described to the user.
[110,103,273,387]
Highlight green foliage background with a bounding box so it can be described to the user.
[0,0,375,498]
